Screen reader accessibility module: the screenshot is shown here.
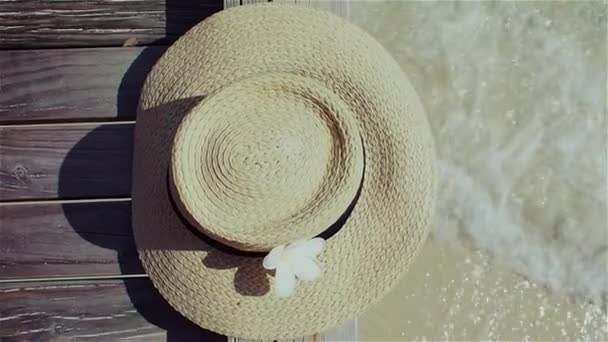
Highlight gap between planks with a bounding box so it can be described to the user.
[0,273,148,285]
[0,196,131,206]
[0,197,358,340]
[0,2,350,125]
[0,120,135,129]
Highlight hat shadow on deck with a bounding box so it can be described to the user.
[59,100,271,341]
[59,91,227,341]
[59,1,362,339]
[167,189,272,297]
[58,0,232,340]
[58,69,360,341]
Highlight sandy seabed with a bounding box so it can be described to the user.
[348,1,607,340]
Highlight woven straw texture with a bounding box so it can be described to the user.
[132,3,437,340]
[170,74,364,252]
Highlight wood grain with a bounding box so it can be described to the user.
[0,200,357,340]
[0,279,356,341]
[0,0,356,340]
[0,123,134,201]
[0,0,223,49]
[0,47,166,123]
[0,1,350,124]
[0,200,140,280]
[0,279,226,341]
[239,0,272,6]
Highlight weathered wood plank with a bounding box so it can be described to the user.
[309,0,350,18]
[0,0,356,339]
[0,47,165,123]
[0,200,356,341]
[236,0,268,6]
[0,279,355,341]
[224,0,241,9]
[0,200,140,280]
[0,2,351,124]
[0,279,226,341]
[0,0,223,49]
[0,123,134,201]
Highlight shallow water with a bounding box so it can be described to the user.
[349,0,607,340]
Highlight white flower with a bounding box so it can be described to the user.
[262,237,325,298]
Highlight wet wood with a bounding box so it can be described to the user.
[0,0,223,49]
[0,47,166,124]
[0,123,133,201]
[0,279,226,341]
[0,200,140,280]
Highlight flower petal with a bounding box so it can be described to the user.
[263,245,285,270]
[274,265,297,298]
[291,257,322,281]
[290,237,326,259]
[303,237,325,257]
[284,240,307,254]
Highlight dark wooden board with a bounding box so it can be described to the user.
[0,123,133,201]
[0,0,223,49]
[0,47,166,124]
[0,200,140,279]
[0,279,225,341]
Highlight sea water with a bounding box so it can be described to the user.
[352,0,607,308]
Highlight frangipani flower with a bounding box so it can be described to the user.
[263,237,325,298]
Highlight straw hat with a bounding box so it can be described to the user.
[132,3,437,339]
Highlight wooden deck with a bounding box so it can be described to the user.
[0,0,356,340]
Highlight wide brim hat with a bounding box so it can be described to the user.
[132,3,437,340]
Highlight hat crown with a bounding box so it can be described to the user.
[170,73,364,252]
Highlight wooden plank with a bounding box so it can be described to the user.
[0,0,223,49]
[0,123,133,201]
[0,0,356,339]
[240,0,270,6]
[0,279,355,341]
[0,200,141,280]
[0,279,226,341]
[0,200,355,340]
[0,2,351,125]
[0,199,354,340]
[0,200,356,340]
[0,47,166,124]
[309,0,350,18]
